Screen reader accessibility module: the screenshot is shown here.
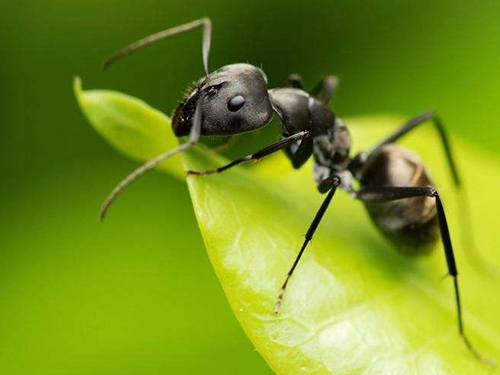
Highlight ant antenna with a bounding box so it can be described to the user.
[99,96,204,220]
[103,18,212,74]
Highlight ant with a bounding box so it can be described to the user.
[100,18,493,363]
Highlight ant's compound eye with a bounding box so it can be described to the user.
[227,95,245,112]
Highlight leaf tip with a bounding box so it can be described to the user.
[73,76,84,106]
[73,76,82,92]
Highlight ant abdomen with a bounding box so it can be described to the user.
[360,144,439,254]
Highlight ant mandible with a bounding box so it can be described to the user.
[100,18,491,363]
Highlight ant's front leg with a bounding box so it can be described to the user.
[186,131,309,176]
[284,133,313,169]
[310,75,339,105]
[287,73,304,89]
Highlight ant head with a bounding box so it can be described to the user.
[172,64,273,136]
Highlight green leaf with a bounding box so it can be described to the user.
[75,78,500,375]
[74,77,184,178]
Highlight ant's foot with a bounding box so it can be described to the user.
[274,291,284,314]
[186,169,215,176]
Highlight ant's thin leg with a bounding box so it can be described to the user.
[310,75,339,105]
[99,98,205,220]
[365,112,493,274]
[275,175,341,313]
[186,130,309,176]
[103,18,212,74]
[367,111,460,186]
[355,186,493,364]
[287,74,304,89]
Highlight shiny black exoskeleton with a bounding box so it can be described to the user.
[100,18,492,363]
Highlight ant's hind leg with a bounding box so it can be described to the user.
[366,111,460,186]
[364,112,492,275]
[355,186,494,365]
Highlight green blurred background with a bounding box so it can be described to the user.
[1,1,499,374]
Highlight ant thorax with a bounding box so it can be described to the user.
[312,118,352,187]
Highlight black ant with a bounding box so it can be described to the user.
[100,18,493,363]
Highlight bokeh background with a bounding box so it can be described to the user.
[1,1,500,374]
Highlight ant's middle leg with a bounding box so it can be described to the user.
[186,130,309,176]
[275,175,341,313]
